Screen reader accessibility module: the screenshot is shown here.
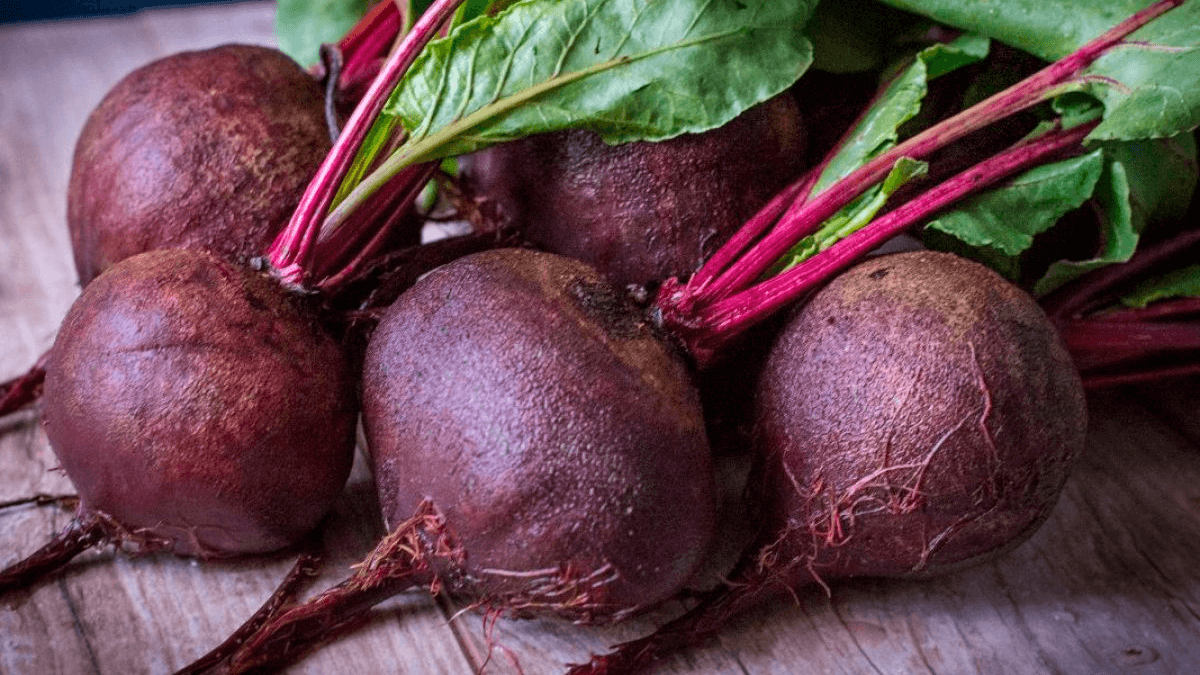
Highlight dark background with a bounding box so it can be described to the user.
[0,0,245,23]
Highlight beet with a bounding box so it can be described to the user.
[362,247,716,620]
[461,95,806,289]
[751,250,1087,581]
[38,248,357,558]
[66,44,331,286]
[569,250,1088,674]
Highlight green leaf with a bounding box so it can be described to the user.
[774,156,928,273]
[1033,155,1140,295]
[803,0,926,73]
[925,149,1105,258]
[384,0,816,159]
[811,32,989,195]
[1104,128,1198,228]
[917,132,1194,294]
[874,0,1200,140]
[1033,132,1197,294]
[275,0,372,66]
[1120,264,1200,307]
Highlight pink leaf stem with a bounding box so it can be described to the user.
[314,162,439,292]
[668,120,1098,365]
[684,62,909,298]
[682,0,1182,311]
[267,0,467,289]
[338,1,404,93]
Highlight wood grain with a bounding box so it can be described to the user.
[2,3,1199,675]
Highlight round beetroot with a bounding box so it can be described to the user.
[41,248,357,557]
[566,251,1089,674]
[66,44,330,286]
[461,95,806,289]
[752,250,1087,582]
[361,248,716,622]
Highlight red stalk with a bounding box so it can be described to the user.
[312,162,439,291]
[667,120,1097,364]
[1041,223,1200,388]
[1093,297,1200,322]
[682,65,901,296]
[337,1,404,94]
[1061,320,1200,353]
[0,349,48,417]
[663,0,1182,322]
[267,0,467,290]
[1079,361,1200,389]
[1043,227,1200,323]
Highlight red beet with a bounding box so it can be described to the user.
[362,247,716,619]
[461,95,806,289]
[569,250,1088,674]
[752,250,1087,580]
[66,44,331,286]
[8,249,357,580]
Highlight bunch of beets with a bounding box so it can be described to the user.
[1,1,1195,674]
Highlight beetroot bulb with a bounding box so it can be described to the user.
[569,250,1088,674]
[362,248,716,616]
[66,44,332,286]
[460,93,805,290]
[753,250,1086,579]
[0,248,358,590]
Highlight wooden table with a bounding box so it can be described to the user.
[2,3,1199,673]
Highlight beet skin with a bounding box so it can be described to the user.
[361,248,716,622]
[753,250,1088,585]
[42,249,358,557]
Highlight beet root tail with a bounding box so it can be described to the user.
[0,513,106,595]
[0,352,48,417]
[566,579,775,675]
[184,502,449,674]
[174,537,325,675]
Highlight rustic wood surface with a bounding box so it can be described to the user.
[1,3,1198,674]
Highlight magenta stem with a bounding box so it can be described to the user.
[338,1,404,91]
[1090,297,1200,323]
[675,177,812,303]
[1043,227,1200,323]
[314,162,439,292]
[1081,360,1200,389]
[1061,319,1200,351]
[683,63,911,302]
[681,0,1182,311]
[267,0,466,289]
[0,349,49,417]
[670,120,1096,364]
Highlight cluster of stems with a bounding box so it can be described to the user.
[655,0,1186,368]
